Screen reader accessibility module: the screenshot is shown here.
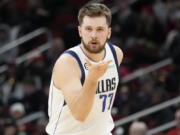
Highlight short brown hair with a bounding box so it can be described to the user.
[78,3,112,26]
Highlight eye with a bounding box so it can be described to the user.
[85,27,92,32]
[97,28,104,32]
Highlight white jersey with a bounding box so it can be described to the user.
[46,43,120,135]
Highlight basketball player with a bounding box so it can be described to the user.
[46,3,123,135]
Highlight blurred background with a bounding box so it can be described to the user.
[0,0,180,135]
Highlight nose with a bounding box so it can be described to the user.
[91,30,98,38]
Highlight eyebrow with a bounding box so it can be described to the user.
[84,26,106,28]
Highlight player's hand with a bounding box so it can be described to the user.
[85,58,112,80]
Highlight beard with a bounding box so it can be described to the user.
[81,37,108,54]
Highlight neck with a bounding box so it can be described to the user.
[80,44,105,62]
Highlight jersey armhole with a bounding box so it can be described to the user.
[64,50,85,85]
[107,42,120,77]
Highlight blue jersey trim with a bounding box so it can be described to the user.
[63,101,67,106]
[108,42,120,76]
[64,50,85,85]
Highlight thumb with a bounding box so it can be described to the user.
[106,60,112,65]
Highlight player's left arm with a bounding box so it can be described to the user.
[114,45,123,66]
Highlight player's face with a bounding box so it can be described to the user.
[78,16,111,54]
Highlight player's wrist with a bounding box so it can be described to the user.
[86,74,99,84]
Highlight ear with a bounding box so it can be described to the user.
[78,26,82,38]
[108,27,111,39]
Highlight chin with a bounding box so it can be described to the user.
[90,48,104,54]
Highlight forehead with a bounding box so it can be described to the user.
[81,16,108,27]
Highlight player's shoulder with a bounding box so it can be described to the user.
[55,52,77,69]
[52,49,81,80]
[111,44,123,55]
[52,48,81,89]
[55,46,80,67]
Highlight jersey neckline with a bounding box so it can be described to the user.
[79,43,107,63]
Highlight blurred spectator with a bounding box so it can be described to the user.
[9,102,25,120]
[166,0,180,22]
[165,63,180,97]
[0,24,17,63]
[4,121,18,135]
[114,85,130,112]
[21,54,50,90]
[0,24,10,47]
[22,77,47,113]
[135,75,155,110]
[1,62,23,105]
[114,126,124,135]
[0,100,5,134]
[136,6,165,45]
[46,37,65,64]
[114,85,137,116]
[129,121,148,135]
[31,118,48,135]
[166,108,180,135]
[163,10,180,62]
[8,102,27,135]
[112,0,139,45]
[153,0,168,26]
[149,87,174,126]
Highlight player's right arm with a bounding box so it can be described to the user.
[52,54,111,122]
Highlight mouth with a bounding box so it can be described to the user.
[89,41,99,46]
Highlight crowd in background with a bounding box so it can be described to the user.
[0,0,180,135]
